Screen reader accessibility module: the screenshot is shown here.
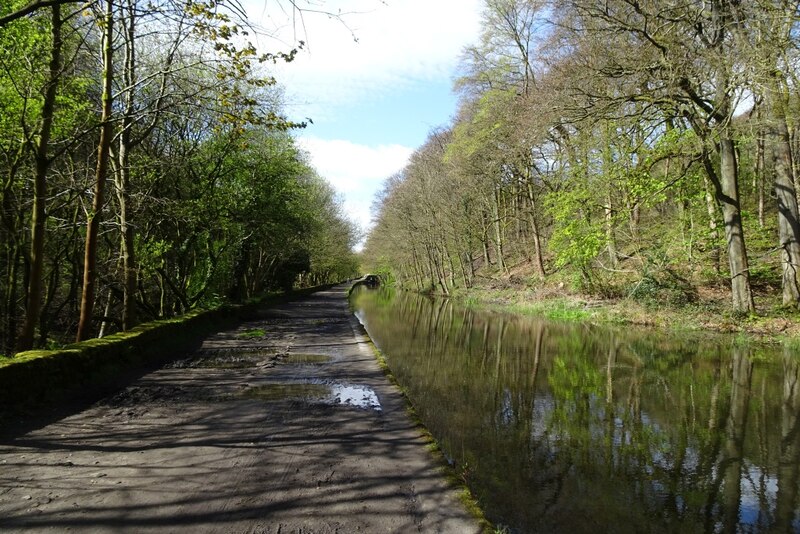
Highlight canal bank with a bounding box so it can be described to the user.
[440,283,800,342]
[351,286,800,533]
[0,285,482,533]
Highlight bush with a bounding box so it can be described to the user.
[627,268,697,307]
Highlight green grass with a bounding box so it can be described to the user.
[507,300,592,321]
[445,284,800,346]
[238,328,266,339]
[454,291,594,323]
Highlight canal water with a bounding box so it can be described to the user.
[350,287,800,534]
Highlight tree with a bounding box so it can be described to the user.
[555,0,756,313]
[76,0,115,342]
[0,0,351,352]
[742,0,800,307]
[0,0,77,27]
[15,4,63,351]
[113,0,192,329]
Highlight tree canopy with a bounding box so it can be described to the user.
[364,0,800,317]
[0,0,359,355]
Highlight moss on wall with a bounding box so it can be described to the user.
[0,284,337,416]
[0,305,241,411]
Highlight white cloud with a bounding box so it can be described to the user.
[240,1,484,250]
[298,136,412,232]
[246,0,483,113]
[298,136,412,192]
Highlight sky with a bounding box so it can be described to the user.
[244,0,485,248]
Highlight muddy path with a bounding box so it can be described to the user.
[0,285,480,533]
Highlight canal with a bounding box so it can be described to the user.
[350,287,800,533]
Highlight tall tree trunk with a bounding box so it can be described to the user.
[38,249,62,345]
[605,190,618,268]
[602,127,618,269]
[492,187,506,274]
[2,154,25,352]
[4,246,21,354]
[433,242,449,295]
[425,243,436,291]
[116,149,137,328]
[445,241,457,289]
[411,245,423,290]
[77,0,114,341]
[756,119,766,229]
[479,211,490,267]
[117,1,137,329]
[458,250,470,288]
[674,3,754,314]
[526,180,545,279]
[704,140,755,314]
[702,173,722,274]
[720,139,755,314]
[768,76,800,307]
[97,288,114,338]
[17,4,62,352]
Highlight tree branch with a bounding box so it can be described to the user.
[0,0,79,27]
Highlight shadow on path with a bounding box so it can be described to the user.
[0,285,479,533]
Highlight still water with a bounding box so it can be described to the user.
[350,287,800,534]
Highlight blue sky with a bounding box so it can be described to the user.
[245,0,484,245]
[305,77,458,147]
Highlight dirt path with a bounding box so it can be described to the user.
[0,285,481,533]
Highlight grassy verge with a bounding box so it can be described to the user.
[448,285,800,343]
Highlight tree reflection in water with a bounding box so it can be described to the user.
[352,287,800,533]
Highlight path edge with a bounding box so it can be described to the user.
[345,290,493,533]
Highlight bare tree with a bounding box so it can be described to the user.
[556,0,756,313]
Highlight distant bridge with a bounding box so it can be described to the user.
[349,274,381,292]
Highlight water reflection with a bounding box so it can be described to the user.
[351,287,800,533]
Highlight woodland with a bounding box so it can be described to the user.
[0,0,359,356]
[363,0,800,321]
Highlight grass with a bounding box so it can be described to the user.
[238,328,266,339]
[506,299,592,321]
[453,289,597,323]
[446,284,800,344]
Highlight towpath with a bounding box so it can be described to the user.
[0,285,480,533]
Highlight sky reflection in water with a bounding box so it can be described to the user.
[352,287,800,534]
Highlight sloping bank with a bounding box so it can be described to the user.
[0,286,330,417]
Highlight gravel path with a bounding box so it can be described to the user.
[0,285,481,533]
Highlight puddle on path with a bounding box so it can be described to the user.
[330,384,382,411]
[167,351,280,369]
[240,381,381,411]
[242,383,330,401]
[283,353,332,365]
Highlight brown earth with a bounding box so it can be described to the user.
[0,285,481,533]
